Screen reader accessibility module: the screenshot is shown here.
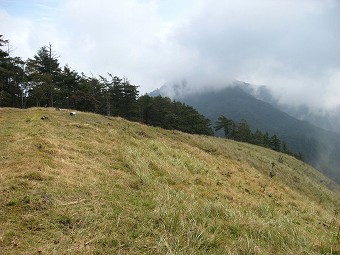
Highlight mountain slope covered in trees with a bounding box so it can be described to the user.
[0,108,339,254]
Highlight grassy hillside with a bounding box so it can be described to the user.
[0,107,339,255]
[178,85,340,183]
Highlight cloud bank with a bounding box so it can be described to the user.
[1,0,339,110]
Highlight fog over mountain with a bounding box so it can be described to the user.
[1,0,340,114]
[153,80,340,134]
[247,85,340,134]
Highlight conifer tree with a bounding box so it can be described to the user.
[262,132,270,147]
[26,44,61,107]
[214,115,235,138]
[106,75,123,116]
[252,129,264,145]
[270,134,281,151]
[58,65,81,109]
[0,35,26,107]
[235,119,252,142]
[121,78,139,120]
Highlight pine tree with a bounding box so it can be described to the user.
[252,129,264,146]
[262,132,270,147]
[138,94,153,124]
[214,115,235,139]
[26,44,61,107]
[58,65,81,109]
[121,78,139,120]
[109,75,123,116]
[0,35,26,107]
[270,134,281,151]
[235,119,252,142]
[99,75,112,116]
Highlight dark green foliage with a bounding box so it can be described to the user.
[99,74,139,120]
[214,116,235,139]
[25,44,61,107]
[139,95,213,135]
[121,79,139,120]
[262,132,270,148]
[0,35,26,108]
[71,75,103,113]
[110,75,124,116]
[236,119,252,142]
[57,65,81,109]
[215,115,303,159]
[252,129,265,146]
[270,134,281,151]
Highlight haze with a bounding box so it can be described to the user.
[1,0,339,111]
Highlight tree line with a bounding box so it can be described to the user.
[139,95,213,135]
[0,36,213,135]
[0,35,304,158]
[215,115,303,160]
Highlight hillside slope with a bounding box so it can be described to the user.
[158,85,340,183]
[0,108,339,254]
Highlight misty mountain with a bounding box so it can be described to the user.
[150,83,340,183]
[243,84,340,134]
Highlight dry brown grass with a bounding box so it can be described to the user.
[0,107,339,254]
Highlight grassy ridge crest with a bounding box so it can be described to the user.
[0,107,339,254]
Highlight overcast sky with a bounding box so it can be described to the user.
[1,0,339,110]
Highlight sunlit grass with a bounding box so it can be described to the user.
[0,107,339,254]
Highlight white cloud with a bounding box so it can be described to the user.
[172,0,340,109]
[325,70,340,109]
[0,9,33,57]
[55,0,193,90]
[1,0,339,109]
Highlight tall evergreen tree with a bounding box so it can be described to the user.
[110,75,124,116]
[0,35,26,107]
[270,134,281,151]
[58,65,81,109]
[252,129,264,145]
[262,132,270,148]
[138,94,153,124]
[72,75,103,112]
[235,119,252,142]
[99,75,112,116]
[214,115,235,138]
[26,44,61,107]
[121,78,139,120]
